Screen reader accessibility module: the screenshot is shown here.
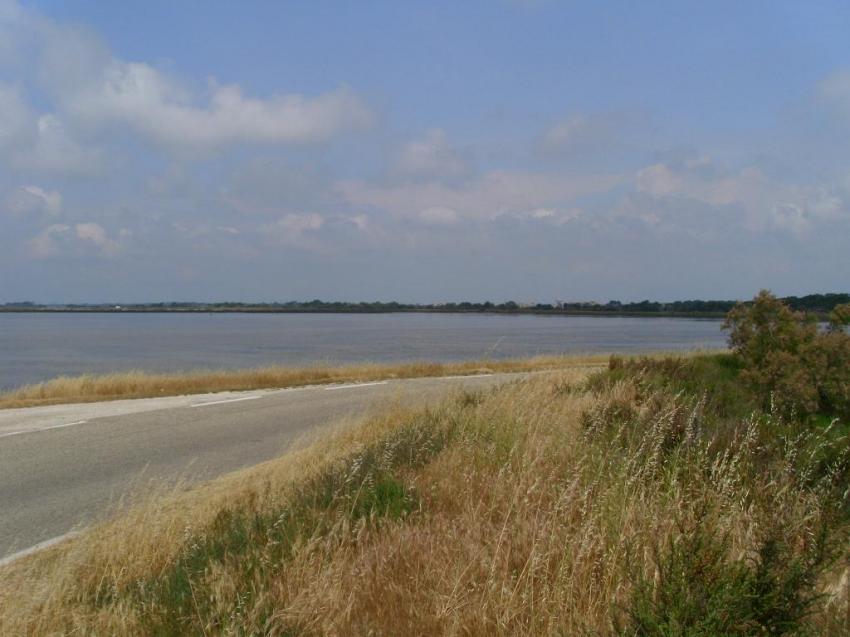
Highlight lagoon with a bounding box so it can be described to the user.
[0,312,727,390]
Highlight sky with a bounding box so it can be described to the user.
[1,0,849,304]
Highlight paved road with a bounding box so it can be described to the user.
[0,373,527,560]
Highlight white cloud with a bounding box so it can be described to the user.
[15,114,103,174]
[61,61,373,151]
[0,2,373,158]
[419,206,458,225]
[396,129,471,181]
[636,163,684,196]
[543,115,595,148]
[6,185,62,216]
[771,202,808,235]
[634,156,847,234]
[27,221,122,258]
[517,207,583,225]
[348,214,370,231]
[540,112,632,156]
[264,213,324,240]
[0,82,102,175]
[75,222,121,255]
[27,223,69,258]
[339,170,622,222]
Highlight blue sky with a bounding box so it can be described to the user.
[1,0,849,303]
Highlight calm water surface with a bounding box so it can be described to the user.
[0,313,727,390]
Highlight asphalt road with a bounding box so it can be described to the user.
[0,373,526,561]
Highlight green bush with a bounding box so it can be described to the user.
[810,331,850,419]
[723,291,850,421]
[622,519,828,636]
[828,303,850,331]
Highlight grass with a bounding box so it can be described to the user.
[0,354,607,409]
[1,355,847,635]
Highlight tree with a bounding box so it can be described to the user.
[723,291,850,419]
[828,303,850,332]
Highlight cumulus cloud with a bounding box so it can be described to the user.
[172,222,240,238]
[634,155,847,235]
[514,207,583,225]
[263,213,324,241]
[395,129,471,181]
[543,114,606,149]
[62,63,373,151]
[0,83,102,175]
[0,1,373,159]
[539,112,640,158]
[418,206,459,225]
[339,170,622,222]
[27,221,122,258]
[2,0,849,302]
[0,10,106,174]
[6,185,62,216]
[27,223,69,258]
[17,114,103,174]
[75,222,121,255]
[348,214,370,231]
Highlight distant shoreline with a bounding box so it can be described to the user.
[0,307,729,319]
[2,292,845,320]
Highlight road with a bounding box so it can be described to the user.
[0,373,526,561]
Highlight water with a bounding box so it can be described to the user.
[0,312,727,390]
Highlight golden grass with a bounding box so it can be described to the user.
[0,401,435,632]
[0,354,607,409]
[2,358,842,635]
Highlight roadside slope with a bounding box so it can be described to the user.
[1,358,846,635]
[0,372,532,559]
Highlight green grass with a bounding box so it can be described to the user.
[594,353,755,417]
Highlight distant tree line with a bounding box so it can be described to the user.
[2,293,848,317]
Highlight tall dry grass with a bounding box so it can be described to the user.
[0,362,846,635]
[0,354,606,409]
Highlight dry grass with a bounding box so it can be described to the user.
[1,359,845,635]
[0,354,607,409]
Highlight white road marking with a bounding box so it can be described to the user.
[43,420,87,431]
[0,419,88,439]
[0,531,81,568]
[324,381,388,391]
[190,395,261,408]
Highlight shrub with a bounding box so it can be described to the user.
[828,303,850,332]
[724,290,816,367]
[622,519,828,636]
[724,291,850,420]
[810,331,850,419]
